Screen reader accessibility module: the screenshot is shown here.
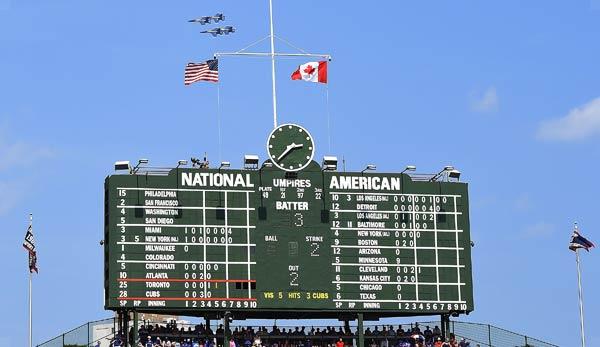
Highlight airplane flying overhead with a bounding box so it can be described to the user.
[188,13,225,25]
[201,26,236,37]
[188,16,212,24]
[212,13,225,23]
[221,26,235,34]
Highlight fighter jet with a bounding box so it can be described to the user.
[201,26,236,37]
[188,13,225,25]
[211,13,225,23]
[221,26,235,34]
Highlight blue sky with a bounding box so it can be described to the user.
[2,1,600,346]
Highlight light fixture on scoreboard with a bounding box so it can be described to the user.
[321,156,338,171]
[176,160,188,168]
[401,165,416,174]
[430,165,455,182]
[244,154,260,170]
[219,161,231,169]
[132,158,149,174]
[448,168,461,181]
[361,164,377,173]
[114,160,131,173]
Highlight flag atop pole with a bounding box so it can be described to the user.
[184,59,219,85]
[23,223,38,273]
[291,61,328,83]
[569,224,595,252]
[570,222,590,347]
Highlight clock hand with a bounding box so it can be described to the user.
[277,143,295,161]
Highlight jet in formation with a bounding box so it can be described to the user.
[188,13,225,25]
[201,26,236,37]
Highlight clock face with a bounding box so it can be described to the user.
[267,123,315,172]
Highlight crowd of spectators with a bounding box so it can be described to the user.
[109,323,476,347]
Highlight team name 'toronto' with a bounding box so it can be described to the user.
[181,172,254,188]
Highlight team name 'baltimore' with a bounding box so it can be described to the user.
[181,172,254,188]
[329,175,401,191]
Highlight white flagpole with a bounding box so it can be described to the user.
[28,213,33,347]
[268,0,278,128]
[575,248,586,347]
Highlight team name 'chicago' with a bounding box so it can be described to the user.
[181,172,254,188]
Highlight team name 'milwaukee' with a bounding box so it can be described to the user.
[181,172,254,188]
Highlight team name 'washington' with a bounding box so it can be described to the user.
[181,172,254,188]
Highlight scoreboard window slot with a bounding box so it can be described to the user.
[438,249,459,263]
[417,267,437,282]
[438,267,459,283]
[215,208,225,220]
[288,242,299,256]
[258,207,267,220]
[436,210,447,224]
[439,285,459,301]
[235,282,257,290]
[320,209,329,223]
[266,244,277,255]
[418,285,438,301]
[416,249,436,265]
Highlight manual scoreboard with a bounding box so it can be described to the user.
[104,124,473,317]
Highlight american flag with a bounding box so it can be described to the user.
[184,59,219,85]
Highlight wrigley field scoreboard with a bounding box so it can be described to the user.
[104,124,473,318]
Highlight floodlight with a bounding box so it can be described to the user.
[132,158,149,173]
[361,164,376,173]
[244,155,259,169]
[219,161,231,169]
[401,165,416,174]
[448,169,461,180]
[176,160,188,168]
[430,165,456,182]
[322,156,338,171]
[261,161,273,169]
[114,160,131,172]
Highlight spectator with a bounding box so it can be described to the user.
[335,337,344,347]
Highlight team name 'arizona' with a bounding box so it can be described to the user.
[181,172,254,188]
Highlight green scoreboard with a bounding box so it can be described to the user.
[104,124,474,318]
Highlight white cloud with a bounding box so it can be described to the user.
[0,181,24,216]
[537,97,600,141]
[522,222,556,239]
[470,87,498,113]
[0,126,56,215]
[514,193,532,212]
[0,140,55,171]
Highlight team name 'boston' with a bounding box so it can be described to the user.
[181,172,254,188]
[329,175,401,191]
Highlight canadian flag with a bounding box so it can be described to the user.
[291,61,327,83]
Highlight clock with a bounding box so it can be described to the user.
[267,123,315,172]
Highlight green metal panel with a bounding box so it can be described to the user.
[104,162,473,317]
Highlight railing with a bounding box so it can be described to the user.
[37,319,558,347]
